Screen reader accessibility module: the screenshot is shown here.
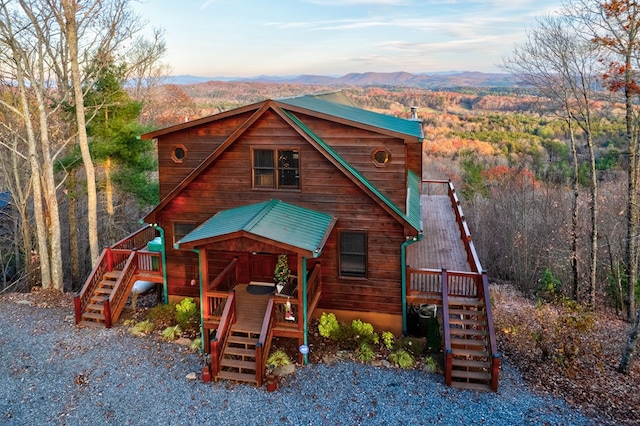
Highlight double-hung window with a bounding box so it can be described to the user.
[339,231,367,278]
[253,148,299,189]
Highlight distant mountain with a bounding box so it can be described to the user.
[167,71,517,88]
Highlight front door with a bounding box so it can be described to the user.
[249,253,277,283]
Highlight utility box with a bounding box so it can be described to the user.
[147,237,163,252]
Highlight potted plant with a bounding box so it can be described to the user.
[265,349,291,391]
[273,254,290,294]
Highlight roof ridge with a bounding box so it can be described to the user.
[243,199,279,232]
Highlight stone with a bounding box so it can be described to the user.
[185,372,197,380]
[274,364,295,376]
[175,338,192,346]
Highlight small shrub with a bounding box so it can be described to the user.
[356,342,376,362]
[267,349,291,368]
[389,349,414,369]
[537,268,562,302]
[381,331,394,350]
[162,325,182,341]
[351,319,379,345]
[190,338,202,352]
[318,312,340,340]
[175,297,200,335]
[424,356,437,373]
[130,319,154,336]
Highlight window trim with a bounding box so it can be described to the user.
[371,148,391,167]
[171,144,188,163]
[172,221,198,245]
[339,231,368,279]
[251,147,300,190]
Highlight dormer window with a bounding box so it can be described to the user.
[253,148,300,189]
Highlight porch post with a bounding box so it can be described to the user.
[401,235,422,335]
[301,256,309,364]
[195,248,206,353]
[151,224,168,304]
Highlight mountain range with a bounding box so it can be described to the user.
[167,71,518,88]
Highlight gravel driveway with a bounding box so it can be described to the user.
[0,295,598,425]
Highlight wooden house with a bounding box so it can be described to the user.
[74,93,500,391]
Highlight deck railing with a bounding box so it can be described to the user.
[407,267,480,299]
[204,259,238,319]
[75,248,110,324]
[441,270,453,387]
[111,225,157,251]
[256,298,276,387]
[210,292,236,379]
[305,263,322,315]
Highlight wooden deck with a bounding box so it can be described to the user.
[407,194,471,272]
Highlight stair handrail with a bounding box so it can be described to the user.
[74,248,110,324]
[210,292,236,379]
[480,271,501,391]
[106,251,139,328]
[208,258,238,292]
[111,224,157,250]
[255,298,276,388]
[441,268,453,387]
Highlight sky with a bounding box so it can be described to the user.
[131,0,563,78]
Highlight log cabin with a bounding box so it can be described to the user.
[74,92,500,391]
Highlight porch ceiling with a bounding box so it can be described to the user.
[174,200,337,257]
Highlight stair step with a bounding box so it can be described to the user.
[451,337,487,348]
[81,312,105,321]
[94,288,112,295]
[227,335,259,347]
[216,370,258,384]
[449,327,487,337]
[452,348,488,358]
[450,380,492,392]
[449,317,485,327]
[78,320,105,328]
[90,295,109,304]
[86,303,105,312]
[221,358,256,371]
[448,308,484,317]
[451,358,491,369]
[224,347,256,358]
[451,369,492,381]
[104,271,121,280]
[448,297,484,307]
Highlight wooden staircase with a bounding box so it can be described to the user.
[446,296,494,391]
[79,270,122,327]
[217,326,261,385]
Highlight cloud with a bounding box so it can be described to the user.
[304,0,409,5]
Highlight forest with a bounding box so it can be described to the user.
[0,1,640,424]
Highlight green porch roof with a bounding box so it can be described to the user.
[278,95,424,140]
[174,200,336,257]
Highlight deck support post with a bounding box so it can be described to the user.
[73,294,81,324]
[103,297,112,328]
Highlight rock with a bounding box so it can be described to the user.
[322,354,336,364]
[274,364,295,376]
[381,359,393,368]
[185,372,197,380]
[336,350,350,359]
[15,300,32,306]
[175,337,192,346]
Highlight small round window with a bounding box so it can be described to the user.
[171,144,187,163]
[372,148,391,167]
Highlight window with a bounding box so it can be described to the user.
[171,144,187,163]
[173,222,197,245]
[253,148,299,189]
[372,148,391,167]
[340,231,367,278]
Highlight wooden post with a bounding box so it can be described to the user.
[491,354,501,392]
[103,297,112,328]
[73,294,82,324]
[211,339,219,380]
[445,350,453,386]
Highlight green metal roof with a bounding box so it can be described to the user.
[283,110,422,233]
[174,200,336,257]
[278,95,423,140]
[406,170,422,232]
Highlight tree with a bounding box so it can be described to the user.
[503,15,601,306]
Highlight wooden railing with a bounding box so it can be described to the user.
[210,292,236,380]
[208,258,238,293]
[305,263,322,315]
[107,251,138,328]
[480,272,501,392]
[111,225,157,250]
[441,270,453,387]
[204,259,238,319]
[255,298,276,387]
[407,267,480,299]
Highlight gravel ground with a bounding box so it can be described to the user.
[0,297,599,426]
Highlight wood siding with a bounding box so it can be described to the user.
[156,108,416,314]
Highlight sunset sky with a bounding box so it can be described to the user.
[132,0,562,78]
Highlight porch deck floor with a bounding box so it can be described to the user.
[233,284,271,333]
[406,194,471,272]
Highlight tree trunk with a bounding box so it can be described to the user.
[68,170,81,291]
[625,61,639,319]
[62,0,100,266]
[568,119,580,301]
[618,307,640,373]
[105,156,115,243]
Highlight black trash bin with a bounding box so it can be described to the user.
[419,304,441,353]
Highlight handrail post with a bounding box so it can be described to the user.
[73,294,81,324]
[211,339,220,379]
[103,297,112,328]
[441,268,452,386]
[255,342,264,387]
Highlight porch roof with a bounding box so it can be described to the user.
[174,200,337,257]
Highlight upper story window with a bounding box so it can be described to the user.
[171,144,187,163]
[173,222,197,245]
[253,148,300,189]
[372,148,391,167]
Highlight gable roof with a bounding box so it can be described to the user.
[142,94,423,233]
[174,200,336,257]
